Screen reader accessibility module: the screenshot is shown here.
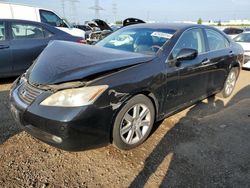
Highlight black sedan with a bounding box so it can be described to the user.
[10,23,244,151]
[0,19,84,78]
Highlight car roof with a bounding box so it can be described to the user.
[0,19,46,25]
[0,18,65,32]
[125,23,208,31]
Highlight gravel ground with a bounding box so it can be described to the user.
[0,70,249,187]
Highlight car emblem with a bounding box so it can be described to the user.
[21,89,27,97]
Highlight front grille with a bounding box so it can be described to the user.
[18,82,43,105]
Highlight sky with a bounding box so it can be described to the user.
[3,0,250,24]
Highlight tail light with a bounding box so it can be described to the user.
[77,39,87,44]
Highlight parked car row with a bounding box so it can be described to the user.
[9,23,244,151]
[0,2,85,38]
[0,19,84,78]
[79,18,145,44]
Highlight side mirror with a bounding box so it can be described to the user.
[176,48,198,61]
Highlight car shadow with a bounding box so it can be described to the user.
[0,77,17,85]
[0,89,22,145]
[129,85,250,187]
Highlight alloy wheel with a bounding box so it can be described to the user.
[120,104,151,145]
[225,71,236,96]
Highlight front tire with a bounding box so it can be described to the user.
[112,94,155,150]
[218,67,239,98]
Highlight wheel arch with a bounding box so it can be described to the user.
[109,90,159,143]
[229,60,241,71]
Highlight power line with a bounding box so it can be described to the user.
[60,0,79,23]
[89,0,104,19]
[112,0,117,23]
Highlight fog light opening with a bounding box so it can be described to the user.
[52,136,63,143]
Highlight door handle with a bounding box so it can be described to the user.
[0,45,9,50]
[229,51,234,57]
[201,58,211,65]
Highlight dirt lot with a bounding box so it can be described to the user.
[0,70,249,187]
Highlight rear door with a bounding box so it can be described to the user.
[0,21,12,76]
[10,21,51,74]
[204,29,232,93]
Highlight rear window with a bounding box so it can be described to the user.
[206,29,230,51]
[0,22,5,41]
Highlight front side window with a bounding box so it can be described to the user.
[97,28,176,55]
[40,10,67,28]
[0,22,5,41]
[170,28,205,59]
[205,29,229,51]
[11,23,46,39]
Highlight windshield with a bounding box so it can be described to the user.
[234,33,250,42]
[96,27,176,55]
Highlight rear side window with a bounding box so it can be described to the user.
[11,23,53,39]
[0,22,5,41]
[206,29,229,51]
[170,28,206,59]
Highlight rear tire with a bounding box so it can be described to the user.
[112,94,155,150]
[217,67,239,98]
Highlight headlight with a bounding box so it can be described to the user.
[40,85,108,107]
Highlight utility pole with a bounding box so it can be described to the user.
[61,0,65,18]
[112,0,117,23]
[147,11,150,22]
[89,0,104,19]
[61,0,79,23]
[69,0,79,24]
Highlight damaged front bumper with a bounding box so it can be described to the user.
[9,79,114,151]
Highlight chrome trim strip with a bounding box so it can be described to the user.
[12,84,29,109]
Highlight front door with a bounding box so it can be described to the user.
[165,28,209,112]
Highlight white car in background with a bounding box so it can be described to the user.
[0,2,85,38]
[234,32,250,69]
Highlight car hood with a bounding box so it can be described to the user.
[92,19,112,31]
[28,41,154,85]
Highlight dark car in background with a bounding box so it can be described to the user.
[10,23,244,151]
[223,27,244,38]
[0,19,84,78]
[74,24,92,32]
